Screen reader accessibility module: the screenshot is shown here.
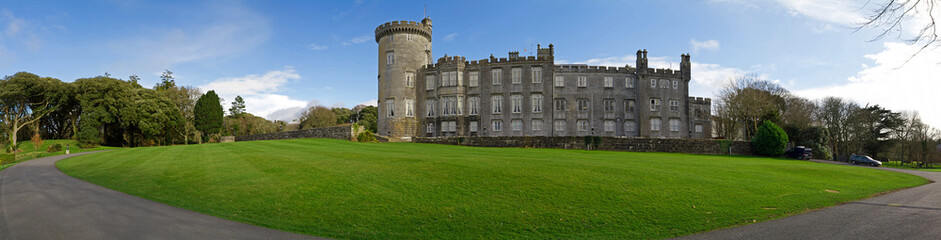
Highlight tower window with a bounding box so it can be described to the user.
[386,52,394,65]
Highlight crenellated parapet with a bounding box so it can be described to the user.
[375,19,432,43]
[688,97,712,105]
[554,64,637,74]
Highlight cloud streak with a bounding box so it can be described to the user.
[690,39,719,53]
[199,67,308,120]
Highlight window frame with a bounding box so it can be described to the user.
[491,68,502,85]
[532,67,542,83]
[603,76,613,88]
[577,76,588,87]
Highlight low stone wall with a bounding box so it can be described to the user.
[413,136,751,155]
[235,125,353,142]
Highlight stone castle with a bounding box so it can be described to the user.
[376,17,711,140]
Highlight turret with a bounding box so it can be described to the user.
[375,18,433,140]
[635,49,648,74]
[680,53,691,81]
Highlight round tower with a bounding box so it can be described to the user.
[375,17,432,140]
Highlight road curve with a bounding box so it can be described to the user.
[0,152,323,240]
[675,160,941,240]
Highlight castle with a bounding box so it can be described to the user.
[376,17,711,140]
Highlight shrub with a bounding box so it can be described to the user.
[751,120,788,156]
[357,131,377,143]
[0,153,13,165]
[48,143,63,153]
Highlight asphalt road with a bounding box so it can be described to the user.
[0,152,323,240]
[675,160,941,240]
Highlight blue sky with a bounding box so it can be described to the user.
[0,0,938,126]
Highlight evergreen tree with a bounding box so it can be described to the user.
[228,95,246,117]
[194,90,223,141]
[154,70,176,91]
[751,120,789,156]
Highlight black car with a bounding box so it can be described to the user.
[849,155,882,167]
[785,147,813,160]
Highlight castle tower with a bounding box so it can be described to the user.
[375,17,433,140]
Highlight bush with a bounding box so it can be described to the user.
[357,131,377,143]
[751,120,788,156]
[0,153,13,165]
[48,143,63,153]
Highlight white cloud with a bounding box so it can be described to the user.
[690,39,719,53]
[308,43,327,50]
[199,67,308,120]
[443,33,459,41]
[341,35,371,46]
[773,0,866,25]
[796,42,941,128]
[357,99,377,107]
[571,54,749,98]
[1,9,45,52]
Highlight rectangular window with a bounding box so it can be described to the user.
[492,69,502,85]
[492,95,503,114]
[441,97,450,116]
[650,118,661,131]
[406,34,412,41]
[670,119,680,132]
[695,124,703,133]
[577,120,589,132]
[661,79,669,88]
[625,121,636,132]
[555,120,566,132]
[626,76,635,88]
[426,123,434,133]
[386,52,394,65]
[603,76,613,88]
[626,100,635,113]
[426,75,435,90]
[577,76,588,87]
[650,98,660,111]
[405,72,414,87]
[511,119,523,131]
[449,71,457,86]
[440,72,448,87]
[532,119,543,131]
[554,98,567,111]
[511,95,522,113]
[426,100,435,117]
[511,68,521,84]
[554,75,564,87]
[469,96,479,115]
[469,71,479,87]
[492,120,503,132]
[650,78,657,88]
[670,99,680,111]
[577,99,590,112]
[470,121,478,132]
[603,99,615,112]
[386,99,395,117]
[440,121,448,134]
[673,80,679,89]
[531,94,543,113]
[449,121,457,132]
[405,99,414,117]
[604,120,615,132]
[532,67,542,83]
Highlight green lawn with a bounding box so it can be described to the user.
[882,161,941,172]
[57,139,927,239]
[1,139,112,171]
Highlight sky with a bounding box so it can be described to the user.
[0,0,938,127]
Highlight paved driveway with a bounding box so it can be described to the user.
[0,152,324,240]
[675,160,941,240]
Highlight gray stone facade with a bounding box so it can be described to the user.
[414,137,750,155]
[377,17,711,140]
[235,125,354,142]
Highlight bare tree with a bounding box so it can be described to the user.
[714,74,789,140]
[860,0,941,61]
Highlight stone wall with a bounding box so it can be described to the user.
[413,136,751,155]
[235,125,354,142]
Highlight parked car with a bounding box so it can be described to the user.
[849,155,882,167]
[785,146,813,160]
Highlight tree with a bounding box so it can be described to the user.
[751,120,788,156]
[0,72,61,153]
[154,70,176,91]
[816,97,860,160]
[194,90,224,142]
[354,105,378,133]
[228,95,246,117]
[714,74,788,140]
[298,105,337,129]
[161,86,201,144]
[853,104,904,159]
[332,107,353,125]
[859,0,940,61]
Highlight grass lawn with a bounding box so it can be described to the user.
[58,139,927,239]
[882,161,941,172]
[1,139,112,171]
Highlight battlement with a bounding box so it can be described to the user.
[554,64,636,73]
[375,19,432,43]
[437,55,466,64]
[688,97,712,105]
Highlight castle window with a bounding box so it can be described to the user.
[625,121,636,132]
[492,95,503,114]
[469,71,479,87]
[670,99,680,111]
[449,121,457,132]
[511,95,522,113]
[554,120,566,132]
[470,121,478,132]
[672,80,679,89]
[603,99,615,112]
[449,71,457,86]
[577,99,590,112]
[426,75,435,90]
[661,79,669,88]
[388,34,394,42]
[441,98,450,116]
[426,100,435,117]
[441,121,449,134]
[626,100,635,113]
[386,99,395,117]
[695,124,703,133]
[651,79,657,88]
[532,67,542,83]
[492,120,503,132]
[554,75,564,87]
[469,96,479,115]
[449,97,458,115]
[405,72,415,88]
[440,72,448,87]
[532,119,543,131]
[511,119,523,131]
[603,76,613,88]
[650,118,661,131]
[577,76,588,87]
[554,98,567,111]
[604,120,615,132]
[405,99,414,117]
[406,34,412,41]
[650,98,660,111]
[577,120,589,132]
[386,51,394,65]
[669,119,680,132]
[512,68,522,84]
[427,123,434,133]
[626,77,635,88]
[492,68,502,85]
[531,94,543,113]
